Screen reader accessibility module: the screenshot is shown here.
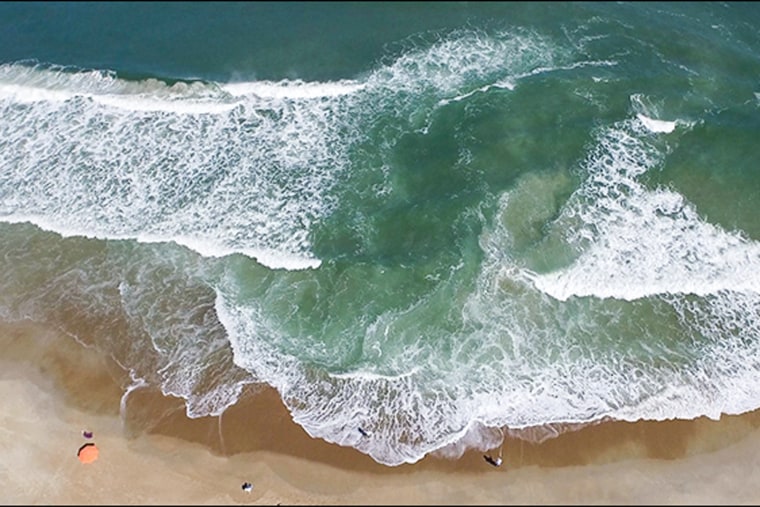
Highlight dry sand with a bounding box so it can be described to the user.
[2,321,760,505]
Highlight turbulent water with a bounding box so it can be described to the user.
[1,2,759,466]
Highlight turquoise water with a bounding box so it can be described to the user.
[1,2,760,466]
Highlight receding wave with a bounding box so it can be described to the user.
[530,110,760,302]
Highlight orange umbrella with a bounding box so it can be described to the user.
[77,443,99,464]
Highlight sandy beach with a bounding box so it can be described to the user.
[3,320,760,505]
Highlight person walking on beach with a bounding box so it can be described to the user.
[483,454,502,467]
[484,429,505,467]
[483,453,503,467]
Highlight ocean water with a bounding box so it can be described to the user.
[1,1,759,466]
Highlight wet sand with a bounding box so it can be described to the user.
[2,321,760,505]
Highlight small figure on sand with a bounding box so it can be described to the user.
[483,454,502,467]
[241,482,253,493]
[358,427,369,437]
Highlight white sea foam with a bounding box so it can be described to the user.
[367,28,564,101]
[636,113,676,133]
[0,63,240,113]
[0,30,570,277]
[630,93,681,133]
[142,233,321,270]
[528,117,760,302]
[221,79,366,99]
[0,82,240,114]
[455,112,760,460]
[0,63,353,271]
[119,370,149,420]
[93,95,240,114]
[510,58,618,82]
[436,57,618,115]
[0,83,74,103]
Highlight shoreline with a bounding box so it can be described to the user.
[3,321,760,504]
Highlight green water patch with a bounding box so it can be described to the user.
[224,244,480,375]
[311,67,600,269]
[646,106,760,241]
[495,167,581,274]
[310,94,496,267]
